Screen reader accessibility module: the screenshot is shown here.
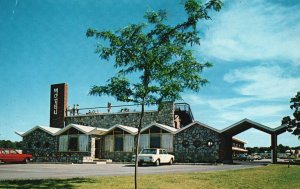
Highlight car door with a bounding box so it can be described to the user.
[163,149,171,163]
[159,149,167,163]
[9,149,20,162]
[1,149,12,162]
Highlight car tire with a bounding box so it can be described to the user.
[169,158,173,165]
[24,158,29,164]
[155,159,160,166]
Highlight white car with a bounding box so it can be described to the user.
[132,148,174,166]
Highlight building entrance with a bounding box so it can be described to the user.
[95,139,101,159]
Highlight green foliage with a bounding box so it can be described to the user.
[86,0,222,105]
[282,92,300,138]
[0,140,23,149]
[87,1,222,188]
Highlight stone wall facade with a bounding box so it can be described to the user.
[53,152,92,163]
[21,102,227,163]
[65,102,174,129]
[23,129,58,162]
[174,123,221,163]
[102,152,134,162]
[23,129,94,163]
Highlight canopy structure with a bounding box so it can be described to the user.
[220,118,287,163]
[221,119,286,136]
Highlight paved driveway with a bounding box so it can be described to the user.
[0,163,266,180]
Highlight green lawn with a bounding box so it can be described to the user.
[1,165,299,189]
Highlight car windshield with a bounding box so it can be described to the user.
[141,149,156,154]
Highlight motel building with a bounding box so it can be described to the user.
[16,83,287,164]
[232,138,248,157]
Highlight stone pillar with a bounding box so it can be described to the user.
[220,134,233,164]
[50,83,68,128]
[271,133,277,164]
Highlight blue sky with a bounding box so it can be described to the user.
[0,0,299,147]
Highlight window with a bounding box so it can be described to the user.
[141,129,149,134]
[207,140,214,148]
[114,128,123,135]
[140,134,149,150]
[68,136,78,151]
[114,135,123,151]
[161,134,173,152]
[150,134,160,148]
[150,126,161,133]
[124,135,134,152]
[141,149,157,154]
[59,135,68,151]
[182,140,189,148]
[105,135,114,152]
[79,135,89,152]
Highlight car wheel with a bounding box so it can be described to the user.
[169,159,173,165]
[155,159,160,166]
[24,158,29,164]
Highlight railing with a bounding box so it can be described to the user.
[66,103,158,116]
[174,103,194,121]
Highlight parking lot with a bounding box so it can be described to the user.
[0,162,268,180]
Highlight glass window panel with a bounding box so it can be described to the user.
[141,129,149,134]
[150,126,161,133]
[114,128,123,134]
[150,134,161,148]
[68,137,78,151]
[114,135,123,151]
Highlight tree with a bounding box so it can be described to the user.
[282,92,300,139]
[86,0,222,188]
[0,140,23,149]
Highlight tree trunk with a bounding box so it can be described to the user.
[134,101,145,189]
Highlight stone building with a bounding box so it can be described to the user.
[16,126,59,162]
[16,83,287,163]
[174,122,221,163]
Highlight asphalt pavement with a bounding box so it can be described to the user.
[0,162,267,180]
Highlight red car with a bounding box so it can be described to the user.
[0,148,32,163]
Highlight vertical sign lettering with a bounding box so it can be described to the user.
[53,88,58,115]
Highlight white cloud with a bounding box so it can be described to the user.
[206,97,253,110]
[224,65,300,99]
[182,94,206,105]
[182,94,252,110]
[219,104,287,122]
[182,93,289,130]
[199,0,300,65]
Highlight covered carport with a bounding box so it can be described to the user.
[220,119,287,164]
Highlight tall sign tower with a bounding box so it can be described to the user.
[50,83,68,128]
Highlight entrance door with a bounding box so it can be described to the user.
[95,139,101,159]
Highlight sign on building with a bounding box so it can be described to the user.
[50,83,68,128]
